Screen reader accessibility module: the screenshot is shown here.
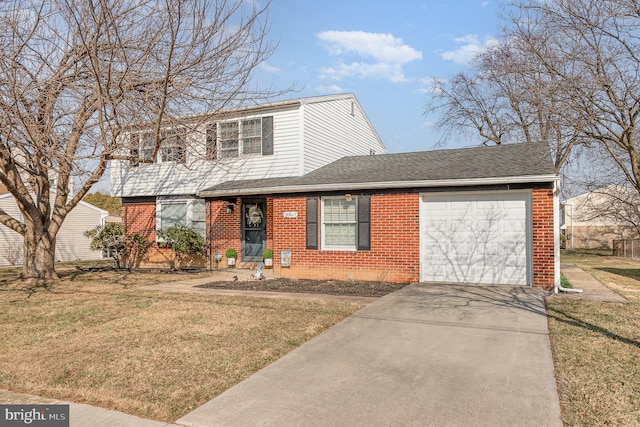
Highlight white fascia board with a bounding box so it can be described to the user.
[198,174,560,198]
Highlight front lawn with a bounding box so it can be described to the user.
[548,252,640,426]
[0,264,361,422]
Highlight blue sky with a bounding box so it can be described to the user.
[255,0,503,153]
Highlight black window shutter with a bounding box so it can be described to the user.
[357,196,371,250]
[306,197,318,249]
[262,116,274,155]
[206,124,217,160]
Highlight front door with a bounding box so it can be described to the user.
[242,199,266,261]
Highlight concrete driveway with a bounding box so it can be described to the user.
[178,283,562,427]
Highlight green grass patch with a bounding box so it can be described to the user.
[560,274,572,289]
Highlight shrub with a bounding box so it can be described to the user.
[262,248,273,259]
[225,248,237,259]
[157,225,206,255]
[84,223,150,269]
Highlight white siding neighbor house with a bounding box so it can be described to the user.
[0,193,109,267]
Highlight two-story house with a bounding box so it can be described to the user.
[111,93,387,267]
[113,93,559,290]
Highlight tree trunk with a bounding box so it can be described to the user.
[22,223,58,282]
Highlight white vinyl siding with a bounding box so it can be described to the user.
[112,107,301,197]
[0,195,107,267]
[321,197,357,250]
[110,94,383,198]
[303,97,385,174]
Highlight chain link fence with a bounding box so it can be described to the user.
[613,239,640,258]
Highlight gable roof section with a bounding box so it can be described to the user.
[199,143,558,197]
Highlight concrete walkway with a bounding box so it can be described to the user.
[178,283,562,427]
[559,263,628,303]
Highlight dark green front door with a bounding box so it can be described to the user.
[242,199,266,261]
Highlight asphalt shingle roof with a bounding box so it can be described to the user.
[200,143,556,196]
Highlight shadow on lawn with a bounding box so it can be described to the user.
[546,305,640,349]
[595,267,640,282]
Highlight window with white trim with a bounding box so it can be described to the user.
[160,128,186,163]
[241,118,261,154]
[156,197,206,239]
[321,197,357,250]
[129,131,156,166]
[218,121,239,158]
[206,116,273,159]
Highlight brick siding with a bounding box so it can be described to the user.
[123,187,556,288]
[268,193,421,283]
[532,188,555,290]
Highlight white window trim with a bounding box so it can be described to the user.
[159,128,187,164]
[320,196,358,251]
[212,116,264,159]
[156,196,206,241]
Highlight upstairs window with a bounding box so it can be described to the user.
[140,132,154,162]
[129,131,155,166]
[160,128,186,163]
[218,121,239,158]
[206,116,273,159]
[241,118,262,154]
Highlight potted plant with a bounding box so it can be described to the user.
[262,248,273,267]
[226,248,237,267]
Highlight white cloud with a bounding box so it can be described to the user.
[259,62,280,73]
[315,84,344,94]
[440,34,499,65]
[316,30,422,83]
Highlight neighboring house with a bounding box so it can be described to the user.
[198,143,559,290]
[113,93,387,267]
[0,191,109,267]
[562,186,640,249]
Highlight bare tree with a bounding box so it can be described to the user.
[507,0,640,225]
[428,0,640,226]
[425,22,583,173]
[0,0,276,282]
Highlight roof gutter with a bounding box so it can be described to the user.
[198,174,559,198]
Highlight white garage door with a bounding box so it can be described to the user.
[420,191,531,286]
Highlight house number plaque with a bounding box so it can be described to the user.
[283,212,298,218]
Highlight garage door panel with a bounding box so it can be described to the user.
[421,192,531,286]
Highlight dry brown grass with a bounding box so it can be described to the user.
[547,252,640,426]
[0,263,362,422]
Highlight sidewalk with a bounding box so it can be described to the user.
[558,263,628,303]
